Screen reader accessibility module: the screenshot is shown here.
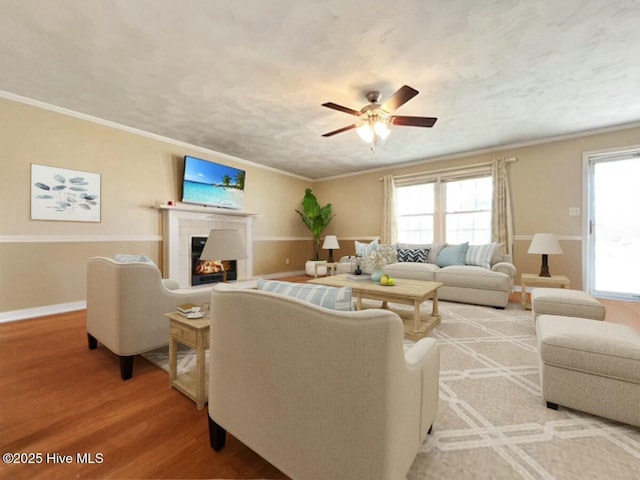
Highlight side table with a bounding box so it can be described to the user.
[314,261,337,278]
[520,273,570,310]
[165,311,210,410]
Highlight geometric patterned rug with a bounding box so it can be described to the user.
[409,301,640,480]
[143,301,640,479]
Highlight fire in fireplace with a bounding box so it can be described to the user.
[191,236,237,286]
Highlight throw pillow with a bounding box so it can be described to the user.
[114,254,155,265]
[436,242,469,267]
[355,239,379,257]
[466,243,498,269]
[428,242,447,264]
[397,248,430,263]
[257,279,354,311]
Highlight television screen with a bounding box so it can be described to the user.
[181,156,246,209]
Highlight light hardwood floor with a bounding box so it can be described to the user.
[0,311,288,480]
[1,291,637,479]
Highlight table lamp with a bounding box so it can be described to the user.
[200,229,247,282]
[322,235,340,263]
[528,233,562,277]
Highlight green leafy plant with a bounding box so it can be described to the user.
[295,188,334,260]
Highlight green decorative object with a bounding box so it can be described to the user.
[295,188,334,260]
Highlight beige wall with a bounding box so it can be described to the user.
[2,95,638,314]
[317,126,640,290]
[0,98,311,313]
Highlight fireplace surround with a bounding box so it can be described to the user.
[160,204,254,288]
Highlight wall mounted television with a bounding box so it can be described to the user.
[181,156,246,210]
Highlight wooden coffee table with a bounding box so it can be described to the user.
[309,274,443,339]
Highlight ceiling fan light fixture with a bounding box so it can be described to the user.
[356,123,374,143]
[373,120,390,140]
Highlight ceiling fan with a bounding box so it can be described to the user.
[321,85,437,149]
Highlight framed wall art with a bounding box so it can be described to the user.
[31,164,101,222]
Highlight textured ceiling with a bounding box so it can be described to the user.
[1,0,640,179]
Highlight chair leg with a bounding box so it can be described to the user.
[546,401,559,410]
[209,416,227,451]
[428,424,433,435]
[119,355,134,380]
[87,333,98,350]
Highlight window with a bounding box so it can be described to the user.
[396,183,435,243]
[445,176,492,244]
[396,173,492,244]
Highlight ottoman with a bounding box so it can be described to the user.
[536,315,640,427]
[531,288,605,323]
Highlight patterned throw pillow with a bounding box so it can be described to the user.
[355,239,379,257]
[436,242,469,267]
[397,248,430,263]
[466,243,498,269]
[114,254,155,265]
[257,279,354,311]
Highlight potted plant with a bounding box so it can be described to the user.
[295,188,334,275]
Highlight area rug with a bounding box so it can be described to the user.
[143,301,640,480]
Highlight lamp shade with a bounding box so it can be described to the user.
[322,235,340,250]
[528,233,563,255]
[200,229,247,261]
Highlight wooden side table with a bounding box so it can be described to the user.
[520,273,570,310]
[165,311,210,410]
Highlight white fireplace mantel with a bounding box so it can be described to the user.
[159,204,256,287]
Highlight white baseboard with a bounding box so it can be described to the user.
[0,301,87,323]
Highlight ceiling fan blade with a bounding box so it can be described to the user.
[321,102,361,116]
[381,85,419,112]
[321,124,357,137]
[391,115,438,127]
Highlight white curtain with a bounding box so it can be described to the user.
[381,174,397,244]
[491,158,514,254]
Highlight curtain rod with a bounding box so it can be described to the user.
[379,157,517,181]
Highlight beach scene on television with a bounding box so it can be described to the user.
[182,156,245,209]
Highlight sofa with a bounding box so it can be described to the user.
[207,282,440,480]
[86,256,211,380]
[338,241,516,308]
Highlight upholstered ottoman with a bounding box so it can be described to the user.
[536,315,640,427]
[531,288,605,322]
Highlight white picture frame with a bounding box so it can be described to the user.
[31,164,101,222]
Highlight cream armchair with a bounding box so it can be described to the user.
[86,256,211,380]
[207,284,440,480]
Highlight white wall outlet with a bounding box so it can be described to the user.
[569,207,581,216]
[285,258,290,265]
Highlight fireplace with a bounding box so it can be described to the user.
[191,236,237,286]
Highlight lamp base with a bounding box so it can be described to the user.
[538,254,551,277]
[327,250,334,263]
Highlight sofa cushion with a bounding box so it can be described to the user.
[436,243,469,267]
[436,266,510,290]
[466,243,498,269]
[397,248,429,263]
[257,279,354,311]
[383,262,439,281]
